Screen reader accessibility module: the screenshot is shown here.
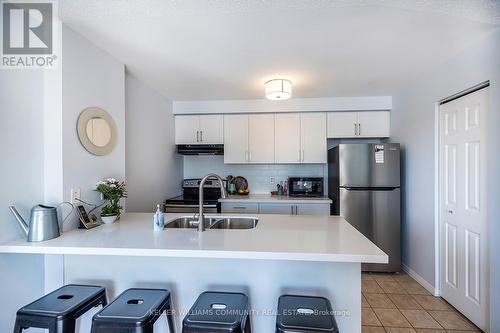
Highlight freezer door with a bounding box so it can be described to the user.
[339,143,400,187]
[340,187,401,272]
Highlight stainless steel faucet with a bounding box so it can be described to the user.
[198,173,227,232]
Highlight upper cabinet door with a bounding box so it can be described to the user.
[275,113,301,163]
[175,115,200,144]
[357,111,390,138]
[301,113,327,163]
[248,114,275,163]
[199,114,223,144]
[224,114,249,164]
[326,112,358,138]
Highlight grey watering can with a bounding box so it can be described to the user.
[9,202,74,242]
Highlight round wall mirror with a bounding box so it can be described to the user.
[77,107,117,156]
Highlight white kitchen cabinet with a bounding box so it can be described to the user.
[327,111,390,138]
[224,114,249,163]
[248,114,275,163]
[295,203,330,215]
[300,113,327,163]
[275,113,326,164]
[199,114,224,144]
[224,114,275,164]
[221,202,259,214]
[275,113,301,163]
[175,115,199,144]
[175,114,223,144]
[259,203,295,214]
[327,112,358,138]
[357,111,390,137]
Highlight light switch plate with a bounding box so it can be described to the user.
[71,188,81,204]
[269,177,275,184]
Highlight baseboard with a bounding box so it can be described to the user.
[401,263,439,296]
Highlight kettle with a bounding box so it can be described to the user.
[9,202,74,242]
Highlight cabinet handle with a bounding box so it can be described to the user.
[249,151,252,162]
[291,206,294,214]
[358,123,361,136]
[200,130,203,142]
[295,205,298,215]
[354,123,358,136]
[233,206,247,210]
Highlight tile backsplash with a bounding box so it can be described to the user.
[183,156,326,194]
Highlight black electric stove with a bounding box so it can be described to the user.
[164,178,226,213]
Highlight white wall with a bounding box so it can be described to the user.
[391,29,500,331]
[125,73,183,212]
[60,26,126,229]
[0,70,46,331]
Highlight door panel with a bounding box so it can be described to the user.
[175,115,199,144]
[275,113,301,163]
[223,115,248,164]
[300,112,326,163]
[340,188,401,272]
[199,114,223,144]
[248,114,274,163]
[439,87,489,331]
[357,111,390,137]
[327,112,357,138]
[339,144,400,187]
[259,203,294,215]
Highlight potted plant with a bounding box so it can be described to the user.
[96,178,127,224]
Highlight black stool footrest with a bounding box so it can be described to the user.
[276,295,339,333]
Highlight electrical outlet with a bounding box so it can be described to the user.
[71,188,81,204]
[269,177,275,184]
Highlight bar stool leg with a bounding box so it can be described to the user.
[12,322,23,333]
[165,299,176,333]
[49,320,71,333]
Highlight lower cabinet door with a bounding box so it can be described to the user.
[259,203,295,215]
[294,203,330,215]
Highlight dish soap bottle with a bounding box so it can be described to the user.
[153,204,164,231]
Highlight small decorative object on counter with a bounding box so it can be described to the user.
[284,178,289,196]
[277,182,284,196]
[96,178,127,224]
[153,204,165,231]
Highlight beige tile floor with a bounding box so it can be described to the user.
[361,272,482,333]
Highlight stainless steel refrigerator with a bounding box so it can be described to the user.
[328,143,401,272]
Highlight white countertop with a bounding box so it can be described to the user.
[219,194,332,204]
[0,213,386,263]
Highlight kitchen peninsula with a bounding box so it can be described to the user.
[0,213,387,332]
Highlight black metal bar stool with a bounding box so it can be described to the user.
[182,291,251,333]
[13,284,107,333]
[90,288,175,333]
[276,295,339,333]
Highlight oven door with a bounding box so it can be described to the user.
[164,204,218,214]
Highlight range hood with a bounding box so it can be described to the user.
[176,144,224,155]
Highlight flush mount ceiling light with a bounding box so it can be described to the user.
[265,79,292,100]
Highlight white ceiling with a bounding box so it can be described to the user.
[60,0,500,100]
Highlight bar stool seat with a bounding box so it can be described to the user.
[13,284,107,333]
[276,295,339,333]
[183,291,251,333]
[91,288,175,333]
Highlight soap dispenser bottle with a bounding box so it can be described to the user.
[153,204,164,231]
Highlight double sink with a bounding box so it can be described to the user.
[165,215,259,230]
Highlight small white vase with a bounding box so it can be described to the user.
[101,215,118,224]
